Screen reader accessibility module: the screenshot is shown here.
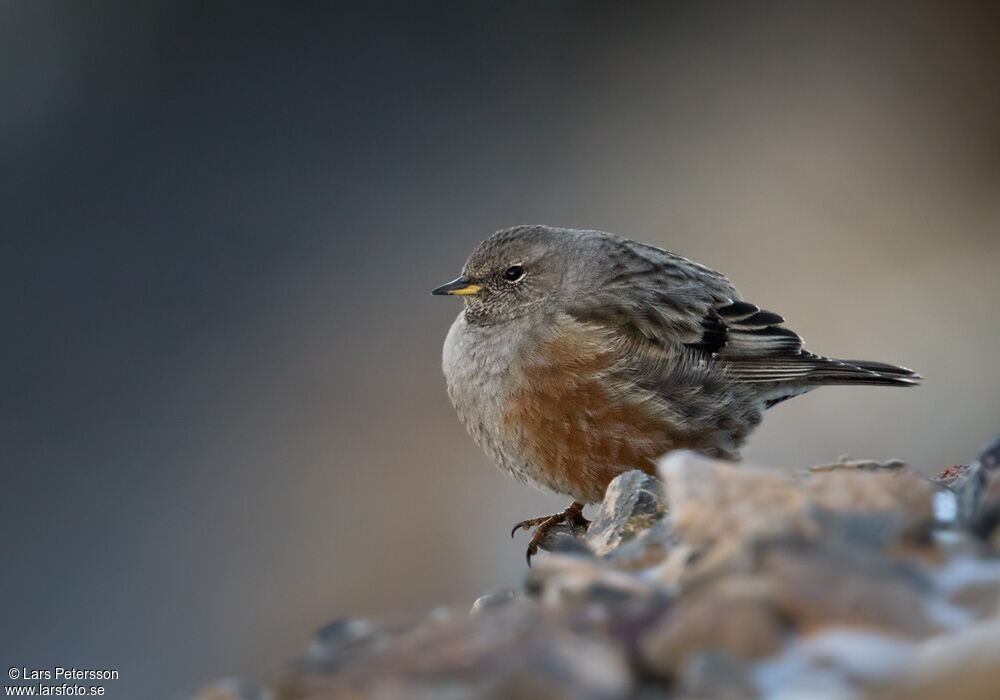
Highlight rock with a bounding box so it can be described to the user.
[809,455,907,472]
[880,617,1000,700]
[975,435,1000,472]
[753,628,918,697]
[927,545,1000,619]
[802,469,934,535]
[513,633,634,700]
[936,463,972,486]
[305,615,416,670]
[656,450,937,592]
[598,517,675,572]
[659,451,934,551]
[676,652,756,700]
[280,602,635,700]
[586,470,668,557]
[951,435,1000,541]
[471,589,522,616]
[655,451,818,589]
[760,540,944,637]
[211,436,1000,700]
[639,575,783,677]
[525,553,662,606]
[533,522,595,557]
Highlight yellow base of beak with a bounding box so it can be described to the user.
[450,285,481,296]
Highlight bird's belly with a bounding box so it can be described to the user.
[497,325,709,503]
[501,367,682,503]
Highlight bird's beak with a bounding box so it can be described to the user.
[431,275,481,296]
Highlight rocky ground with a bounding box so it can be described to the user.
[197,436,1000,700]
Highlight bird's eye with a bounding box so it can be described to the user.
[504,265,525,282]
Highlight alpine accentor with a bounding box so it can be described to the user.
[433,225,920,563]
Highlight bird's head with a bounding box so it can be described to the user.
[432,225,592,325]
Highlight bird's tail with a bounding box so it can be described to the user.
[801,356,922,388]
[757,356,921,408]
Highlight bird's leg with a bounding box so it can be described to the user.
[511,501,590,566]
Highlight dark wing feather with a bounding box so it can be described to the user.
[711,301,920,387]
[713,301,806,374]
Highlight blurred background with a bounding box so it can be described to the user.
[2,1,998,697]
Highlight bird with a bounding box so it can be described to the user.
[432,225,920,564]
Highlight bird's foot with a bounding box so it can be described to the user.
[511,501,590,566]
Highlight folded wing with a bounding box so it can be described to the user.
[565,239,920,391]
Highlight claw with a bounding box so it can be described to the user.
[510,502,588,567]
[510,515,547,538]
